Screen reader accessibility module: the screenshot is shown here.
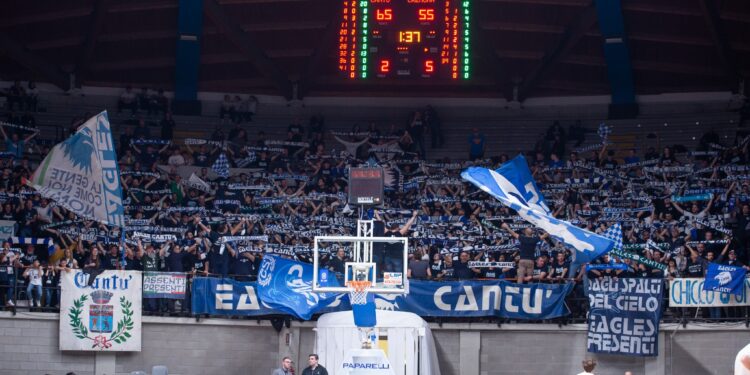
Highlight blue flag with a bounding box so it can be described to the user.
[704,263,746,296]
[461,154,614,271]
[256,255,341,320]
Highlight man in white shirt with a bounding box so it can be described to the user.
[23,259,43,307]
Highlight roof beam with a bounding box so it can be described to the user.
[0,33,69,90]
[240,21,327,32]
[495,49,545,60]
[217,0,309,4]
[26,37,85,51]
[90,57,174,71]
[621,32,713,47]
[698,0,740,81]
[1,8,91,27]
[480,0,589,7]
[558,54,725,76]
[98,30,175,43]
[75,0,112,85]
[108,1,178,13]
[518,2,598,100]
[203,0,292,98]
[481,22,565,34]
[621,3,701,17]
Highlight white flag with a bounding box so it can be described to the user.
[28,111,124,227]
[186,172,211,193]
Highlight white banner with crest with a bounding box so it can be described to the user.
[59,270,142,351]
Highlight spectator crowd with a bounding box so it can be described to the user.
[0,86,748,322]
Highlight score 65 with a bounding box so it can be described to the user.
[376,8,393,21]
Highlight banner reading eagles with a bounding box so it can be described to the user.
[586,278,663,357]
[29,111,125,227]
[59,270,142,351]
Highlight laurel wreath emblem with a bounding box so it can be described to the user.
[68,295,134,349]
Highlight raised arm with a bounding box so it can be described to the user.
[399,210,419,235]
[23,130,38,143]
[671,200,685,214]
[501,223,519,239]
[195,217,211,233]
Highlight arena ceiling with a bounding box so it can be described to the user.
[0,0,748,99]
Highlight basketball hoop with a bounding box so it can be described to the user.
[347,280,372,305]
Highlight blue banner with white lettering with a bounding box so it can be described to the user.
[586,262,628,271]
[375,279,573,319]
[704,263,746,296]
[256,255,342,320]
[586,278,663,357]
[192,278,573,319]
[192,277,284,316]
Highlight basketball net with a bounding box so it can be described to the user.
[347,280,372,305]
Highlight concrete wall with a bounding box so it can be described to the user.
[1,312,747,375]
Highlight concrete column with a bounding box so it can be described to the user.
[459,331,481,375]
[278,327,302,369]
[95,352,116,375]
[644,331,666,375]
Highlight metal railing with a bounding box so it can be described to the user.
[1,269,748,327]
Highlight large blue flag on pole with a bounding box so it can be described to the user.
[461,154,614,271]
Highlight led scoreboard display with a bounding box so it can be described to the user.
[338,0,471,80]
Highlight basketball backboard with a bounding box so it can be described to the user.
[312,235,408,295]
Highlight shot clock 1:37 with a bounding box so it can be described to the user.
[338,0,471,80]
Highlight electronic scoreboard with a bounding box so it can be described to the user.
[338,0,472,80]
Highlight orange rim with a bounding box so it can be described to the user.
[347,280,372,292]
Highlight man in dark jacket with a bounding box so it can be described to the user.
[301,354,328,375]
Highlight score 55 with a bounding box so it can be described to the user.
[418,9,435,21]
[376,8,393,21]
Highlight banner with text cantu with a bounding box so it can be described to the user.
[59,270,142,351]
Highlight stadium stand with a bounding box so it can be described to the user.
[0,86,747,326]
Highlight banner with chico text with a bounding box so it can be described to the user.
[669,278,750,307]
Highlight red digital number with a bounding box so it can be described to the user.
[376,8,393,21]
[418,9,435,21]
[380,60,390,73]
[425,60,435,73]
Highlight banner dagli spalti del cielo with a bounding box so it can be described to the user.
[59,270,142,351]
